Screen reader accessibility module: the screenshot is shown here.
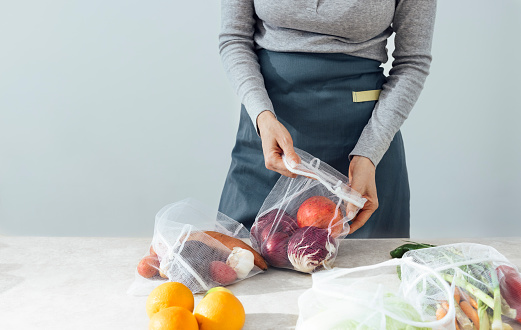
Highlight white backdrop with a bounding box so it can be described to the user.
[1,1,520,238]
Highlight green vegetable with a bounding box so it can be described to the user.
[442,273,516,320]
[299,293,432,330]
[443,273,495,310]
[478,299,490,330]
[329,320,371,330]
[383,293,432,330]
[489,267,503,330]
[390,242,436,259]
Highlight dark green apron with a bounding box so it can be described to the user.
[219,49,410,238]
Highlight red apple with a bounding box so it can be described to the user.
[296,196,344,237]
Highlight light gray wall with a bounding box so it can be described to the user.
[1,1,520,238]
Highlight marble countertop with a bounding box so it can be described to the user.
[1,236,520,330]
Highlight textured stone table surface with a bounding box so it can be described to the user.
[1,236,520,330]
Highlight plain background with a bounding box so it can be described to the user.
[1,1,520,238]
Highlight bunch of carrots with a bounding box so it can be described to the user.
[435,286,514,330]
[393,243,521,330]
[434,258,521,330]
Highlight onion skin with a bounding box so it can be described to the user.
[251,209,298,249]
[261,232,291,268]
[287,226,337,273]
[260,215,298,243]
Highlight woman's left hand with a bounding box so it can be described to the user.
[346,155,379,234]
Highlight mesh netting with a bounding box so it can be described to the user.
[297,258,455,329]
[297,243,521,329]
[250,148,366,273]
[127,198,263,296]
[403,243,521,327]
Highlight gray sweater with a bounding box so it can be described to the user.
[219,0,437,166]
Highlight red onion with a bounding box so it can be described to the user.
[261,231,291,268]
[250,209,297,249]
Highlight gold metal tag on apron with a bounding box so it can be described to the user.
[352,89,381,102]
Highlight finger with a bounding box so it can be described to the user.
[345,202,360,220]
[272,135,300,177]
[348,208,374,234]
[277,136,300,166]
[266,151,298,178]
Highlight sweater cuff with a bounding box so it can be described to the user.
[243,91,276,136]
[349,141,386,168]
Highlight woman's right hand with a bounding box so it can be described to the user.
[257,110,300,178]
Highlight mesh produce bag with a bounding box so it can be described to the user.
[127,198,264,296]
[250,148,366,273]
[403,243,521,328]
[296,243,521,329]
[296,258,456,329]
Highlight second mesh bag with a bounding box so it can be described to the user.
[127,198,266,296]
[403,243,521,328]
[250,148,367,273]
[296,258,456,329]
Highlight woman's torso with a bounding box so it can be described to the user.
[253,0,396,63]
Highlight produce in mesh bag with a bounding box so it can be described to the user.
[296,257,456,329]
[403,243,521,329]
[127,199,266,296]
[287,226,337,273]
[297,242,521,329]
[250,148,366,273]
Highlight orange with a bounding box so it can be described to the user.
[146,282,194,318]
[148,306,198,330]
[194,291,245,330]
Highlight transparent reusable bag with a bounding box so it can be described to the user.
[250,148,366,273]
[403,243,521,328]
[296,258,456,329]
[297,243,521,329]
[127,198,263,296]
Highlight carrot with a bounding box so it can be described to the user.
[188,231,269,270]
[454,287,461,304]
[467,296,478,310]
[440,300,461,329]
[460,288,479,310]
[438,302,459,328]
[460,300,479,329]
[436,304,447,320]
[454,320,460,330]
[455,301,474,330]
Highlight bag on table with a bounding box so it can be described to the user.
[403,242,521,327]
[250,148,366,273]
[296,242,521,329]
[127,198,266,296]
[296,257,457,329]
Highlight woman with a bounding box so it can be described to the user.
[217,0,436,238]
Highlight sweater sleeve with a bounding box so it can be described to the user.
[218,0,275,131]
[349,0,437,166]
